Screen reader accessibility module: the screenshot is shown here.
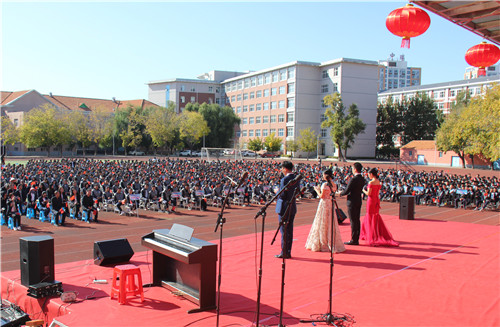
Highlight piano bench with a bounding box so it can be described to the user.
[110,264,144,305]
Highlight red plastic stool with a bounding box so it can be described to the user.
[110,264,144,304]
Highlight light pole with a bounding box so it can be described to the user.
[112,107,116,156]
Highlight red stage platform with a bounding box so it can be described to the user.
[2,215,499,326]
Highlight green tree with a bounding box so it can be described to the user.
[341,103,366,158]
[400,93,441,145]
[178,110,210,150]
[0,115,19,146]
[145,104,178,154]
[264,133,282,152]
[19,104,70,156]
[376,97,402,158]
[247,138,264,152]
[89,106,113,155]
[117,106,150,154]
[285,140,299,158]
[297,127,318,159]
[322,92,366,161]
[68,111,93,155]
[435,90,471,167]
[186,102,240,148]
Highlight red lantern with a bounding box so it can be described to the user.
[465,42,500,76]
[386,4,430,48]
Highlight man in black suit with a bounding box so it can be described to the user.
[338,162,365,245]
[275,161,300,259]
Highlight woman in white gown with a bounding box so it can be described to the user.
[305,169,345,253]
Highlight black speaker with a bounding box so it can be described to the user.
[20,235,55,287]
[399,195,415,220]
[94,238,134,266]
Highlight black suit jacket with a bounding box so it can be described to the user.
[340,174,365,206]
[275,173,298,217]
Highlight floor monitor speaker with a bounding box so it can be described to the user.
[94,238,134,266]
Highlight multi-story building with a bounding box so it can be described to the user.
[378,53,421,92]
[1,89,157,155]
[378,75,499,115]
[149,58,380,158]
[147,71,246,112]
[464,62,500,79]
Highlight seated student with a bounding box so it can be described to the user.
[38,191,51,218]
[68,187,81,218]
[113,187,126,215]
[191,184,207,211]
[51,190,67,226]
[91,184,103,208]
[82,188,98,222]
[7,193,22,230]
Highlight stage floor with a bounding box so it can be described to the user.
[2,215,499,327]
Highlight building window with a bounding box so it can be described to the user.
[208,86,213,92]
[322,70,329,78]
[258,75,263,85]
[279,100,285,109]
[237,106,242,113]
[333,83,338,92]
[270,128,276,135]
[13,119,19,127]
[272,72,279,82]
[255,129,261,137]
[280,69,287,81]
[287,112,294,122]
[278,128,284,137]
[262,129,269,137]
[249,117,254,124]
[264,89,270,97]
[265,74,271,84]
[243,105,248,112]
[256,90,262,98]
[450,90,456,97]
[181,85,185,91]
[321,84,329,93]
[321,100,328,108]
[251,77,256,87]
[439,91,445,98]
[242,118,248,124]
[320,129,327,138]
[256,103,262,111]
[231,95,236,102]
[287,83,295,93]
[278,114,285,122]
[250,104,255,111]
[249,130,254,137]
[236,131,241,137]
[263,102,269,110]
[287,98,295,108]
[190,96,196,103]
[287,127,294,137]
[180,96,186,103]
[333,67,339,76]
[270,115,276,123]
[263,116,269,123]
[190,87,195,92]
[271,101,277,109]
[244,79,250,88]
[237,81,243,90]
[243,93,248,100]
[237,94,242,101]
[242,130,247,137]
[439,151,443,158]
[256,116,261,124]
[271,88,277,96]
[250,92,255,99]
[320,114,326,122]
[279,86,286,94]
[288,67,295,78]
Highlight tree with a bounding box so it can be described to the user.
[341,103,366,158]
[68,111,93,155]
[0,115,19,146]
[285,140,299,158]
[400,93,441,145]
[297,127,318,159]
[264,133,282,152]
[376,97,402,158]
[19,104,70,156]
[145,105,178,154]
[322,93,364,161]
[247,138,264,152]
[186,102,240,148]
[178,110,210,150]
[89,106,113,155]
[435,90,471,167]
[461,84,500,167]
[117,106,150,154]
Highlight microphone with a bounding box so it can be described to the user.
[290,174,302,185]
[227,177,238,186]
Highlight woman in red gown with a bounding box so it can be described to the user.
[360,168,399,247]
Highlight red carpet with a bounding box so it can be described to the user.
[2,215,499,326]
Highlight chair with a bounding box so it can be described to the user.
[103,199,114,212]
[7,216,15,230]
[69,205,78,219]
[110,264,144,305]
[82,209,93,223]
[0,213,5,225]
[27,207,35,219]
[50,207,58,226]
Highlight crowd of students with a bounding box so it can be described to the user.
[1,158,498,231]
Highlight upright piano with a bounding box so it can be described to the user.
[141,224,217,313]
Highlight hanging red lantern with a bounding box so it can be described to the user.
[386,4,430,48]
[465,42,500,76]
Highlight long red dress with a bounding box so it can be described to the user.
[360,184,399,247]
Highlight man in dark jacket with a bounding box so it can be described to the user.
[338,162,365,245]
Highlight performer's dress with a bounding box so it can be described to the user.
[305,183,345,253]
[360,184,399,247]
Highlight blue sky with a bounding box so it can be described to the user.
[1,1,489,101]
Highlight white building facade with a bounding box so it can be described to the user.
[378,54,421,92]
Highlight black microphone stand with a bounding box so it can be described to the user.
[270,184,301,327]
[253,180,296,327]
[213,181,235,327]
[300,180,343,325]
